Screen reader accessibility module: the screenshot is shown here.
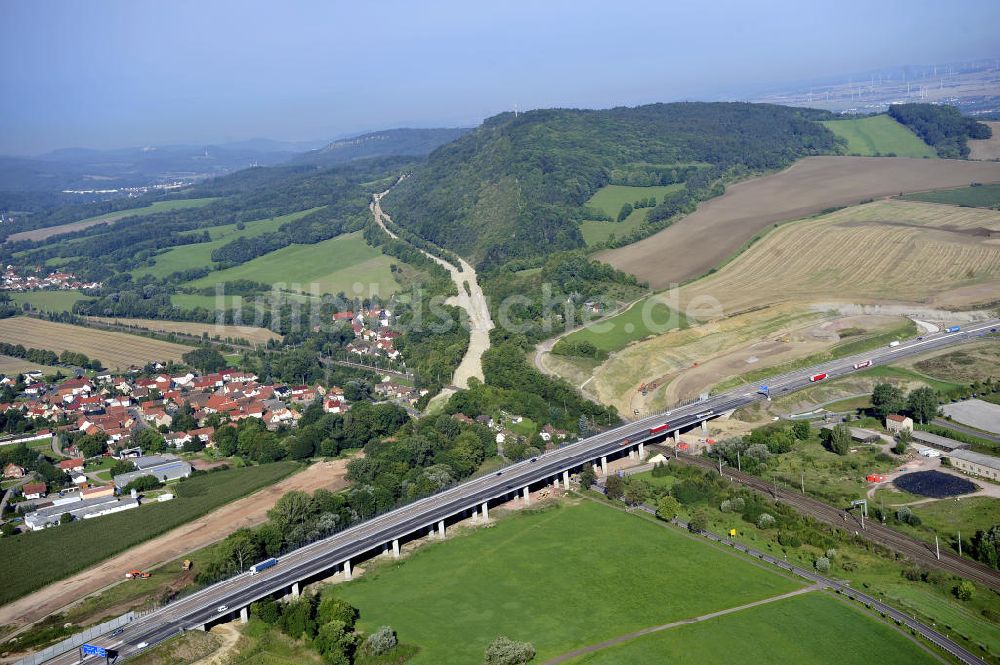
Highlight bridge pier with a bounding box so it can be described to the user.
[290,581,300,598]
[522,486,530,505]
[592,462,600,476]
[343,559,352,581]
[437,519,446,539]
[240,606,249,624]
[562,469,570,489]
[638,442,645,459]
[628,449,635,460]
[392,538,400,558]
[481,501,489,522]
[601,456,608,475]
[701,420,709,433]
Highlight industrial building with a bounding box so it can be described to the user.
[113,455,192,489]
[911,430,970,453]
[24,495,139,530]
[947,449,1000,482]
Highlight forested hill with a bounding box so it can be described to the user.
[381,102,840,268]
[290,128,471,167]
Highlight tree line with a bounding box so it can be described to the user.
[888,103,992,159]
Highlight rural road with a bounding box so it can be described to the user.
[532,297,641,376]
[932,417,1000,444]
[371,184,494,388]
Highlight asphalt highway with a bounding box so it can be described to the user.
[50,318,999,664]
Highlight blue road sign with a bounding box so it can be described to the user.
[82,644,107,657]
[758,385,769,394]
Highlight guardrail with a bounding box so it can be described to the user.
[15,613,134,665]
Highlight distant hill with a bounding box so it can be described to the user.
[381,102,840,268]
[290,128,470,167]
[0,139,323,211]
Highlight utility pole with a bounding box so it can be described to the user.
[736,448,741,472]
[800,471,805,495]
[718,455,722,476]
[935,535,940,560]
[957,531,962,557]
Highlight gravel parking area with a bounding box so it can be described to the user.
[941,399,1000,435]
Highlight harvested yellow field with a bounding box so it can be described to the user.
[86,317,281,345]
[677,199,1000,314]
[0,317,190,370]
[0,355,61,377]
[599,156,1000,289]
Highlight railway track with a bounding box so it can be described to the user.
[673,453,1000,592]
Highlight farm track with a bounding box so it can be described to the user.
[671,452,1000,592]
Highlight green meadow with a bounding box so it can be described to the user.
[822,115,936,158]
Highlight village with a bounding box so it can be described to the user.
[1,265,102,292]
[0,332,428,533]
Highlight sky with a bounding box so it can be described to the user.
[2,0,999,155]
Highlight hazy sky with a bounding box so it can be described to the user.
[2,0,998,155]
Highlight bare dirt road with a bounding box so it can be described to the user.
[598,156,1000,289]
[0,459,352,628]
[371,186,493,388]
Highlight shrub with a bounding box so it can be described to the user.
[122,475,162,494]
[954,581,975,601]
[815,557,831,573]
[484,636,536,665]
[777,531,801,548]
[729,497,745,512]
[250,599,281,624]
[757,513,775,529]
[825,548,837,560]
[361,626,398,656]
[720,499,732,512]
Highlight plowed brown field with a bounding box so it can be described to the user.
[598,156,1000,289]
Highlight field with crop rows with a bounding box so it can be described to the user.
[86,317,281,345]
[599,156,1000,289]
[677,199,1000,313]
[0,462,300,605]
[0,317,192,369]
